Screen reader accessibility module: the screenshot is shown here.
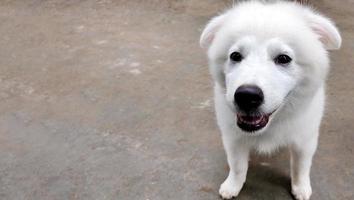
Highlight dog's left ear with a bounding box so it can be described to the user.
[200,14,227,50]
[305,11,342,50]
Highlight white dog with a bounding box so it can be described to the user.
[200,1,341,200]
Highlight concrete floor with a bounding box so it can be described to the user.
[0,0,353,199]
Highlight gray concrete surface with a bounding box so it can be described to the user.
[0,0,353,199]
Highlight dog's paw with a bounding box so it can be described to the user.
[219,177,243,199]
[291,183,312,200]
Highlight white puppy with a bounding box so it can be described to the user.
[200,1,341,200]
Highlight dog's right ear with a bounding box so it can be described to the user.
[200,14,227,50]
[305,10,342,50]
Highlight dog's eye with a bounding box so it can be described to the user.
[274,54,292,65]
[230,52,243,62]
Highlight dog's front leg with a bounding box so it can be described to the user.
[214,85,250,199]
[219,135,249,199]
[290,137,318,200]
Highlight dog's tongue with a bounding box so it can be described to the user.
[238,114,264,125]
[236,113,269,132]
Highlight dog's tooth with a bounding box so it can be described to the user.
[238,115,245,123]
[251,116,263,125]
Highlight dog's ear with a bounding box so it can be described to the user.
[306,11,342,50]
[200,14,227,50]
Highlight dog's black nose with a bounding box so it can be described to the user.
[234,85,264,111]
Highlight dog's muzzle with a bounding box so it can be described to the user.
[234,85,271,132]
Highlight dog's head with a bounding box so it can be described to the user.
[200,2,341,134]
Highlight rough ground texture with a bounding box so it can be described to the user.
[0,0,353,200]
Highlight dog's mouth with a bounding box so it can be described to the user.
[236,112,273,132]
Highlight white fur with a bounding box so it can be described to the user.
[200,1,341,200]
